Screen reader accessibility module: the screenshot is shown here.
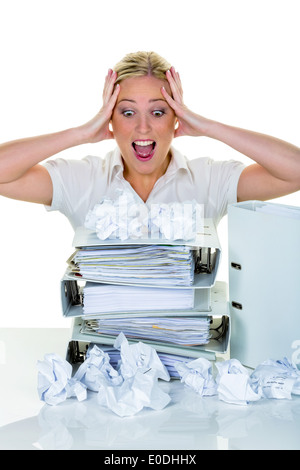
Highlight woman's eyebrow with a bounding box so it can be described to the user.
[118,99,136,103]
[149,99,167,103]
[117,98,167,104]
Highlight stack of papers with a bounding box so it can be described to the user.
[82,282,195,315]
[68,244,195,287]
[93,343,197,378]
[82,316,211,346]
[65,223,227,367]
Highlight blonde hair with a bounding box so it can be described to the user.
[113,51,171,84]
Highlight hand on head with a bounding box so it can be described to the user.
[162,66,209,138]
[79,69,120,144]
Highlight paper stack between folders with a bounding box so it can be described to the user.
[62,220,229,377]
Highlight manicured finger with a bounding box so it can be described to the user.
[166,69,182,104]
[103,69,113,95]
[106,83,120,113]
[171,67,183,96]
[170,67,183,100]
[161,85,179,112]
[103,70,117,104]
[103,72,116,102]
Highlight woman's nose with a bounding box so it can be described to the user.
[135,114,151,133]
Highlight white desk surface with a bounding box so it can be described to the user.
[0,328,300,451]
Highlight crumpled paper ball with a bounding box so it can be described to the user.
[215,359,261,406]
[84,191,148,240]
[175,357,217,396]
[84,189,203,241]
[250,357,300,399]
[114,332,170,381]
[73,344,123,392]
[95,333,171,417]
[37,353,87,406]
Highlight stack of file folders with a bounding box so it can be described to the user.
[62,221,230,378]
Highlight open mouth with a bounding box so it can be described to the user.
[132,140,156,160]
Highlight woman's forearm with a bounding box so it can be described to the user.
[206,120,300,183]
[0,71,120,185]
[0,127,84,184]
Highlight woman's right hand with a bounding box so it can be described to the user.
[78,69,120,144]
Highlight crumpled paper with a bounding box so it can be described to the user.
[150,201,203,241]
[97,333,171,417]
[37,354,87,406]
[73,344,122,392]
[39,343,300,412]
[85,191,148,240]
[114,332,170,381]
[97,368,171,417]
[175,357,217,396]
[84,189,203,241]
[215,359,261,406]
[37,334,171,417]
[175,357,300,406]
[250,357,300,399]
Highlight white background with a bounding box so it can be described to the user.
[0,0,299,327]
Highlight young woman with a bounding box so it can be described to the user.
[0,51,299,230]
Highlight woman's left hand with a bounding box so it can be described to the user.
[161,67,211,138]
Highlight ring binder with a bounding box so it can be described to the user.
[229,200,300,368]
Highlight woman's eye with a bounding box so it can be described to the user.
[122,110,135,117]
[152,110,165,117]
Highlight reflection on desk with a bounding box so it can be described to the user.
[1,383,300,450]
